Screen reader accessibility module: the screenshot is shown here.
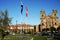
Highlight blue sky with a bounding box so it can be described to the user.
[0,0,60,25]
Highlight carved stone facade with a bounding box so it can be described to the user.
[40,9,60,31]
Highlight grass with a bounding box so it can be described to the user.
[33,36,47,40]
[0,34,47,40]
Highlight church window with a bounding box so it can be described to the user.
[42,23,44,25]
[54,14,56,16]
[42,15,43,17]
[55,23,57,25]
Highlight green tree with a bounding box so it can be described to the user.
[0,10,11,40]
[50,26,56,36]
[46,28,49,31]
[3,10,11,30]
[57,25,60,32]
[42,28,46,32]
[50,27,56,31]
[0,10,4,33]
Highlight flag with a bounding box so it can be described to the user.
[26,6,28,17]
[21,1,23,14]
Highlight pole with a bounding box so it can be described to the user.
[20,14,23,34]
[16,20,17,33]
[20,0,23,34]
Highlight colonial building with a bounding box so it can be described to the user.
[40,9,60,31]
[8,24,41,33]
[9,24,34,33]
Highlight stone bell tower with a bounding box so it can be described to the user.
[52,9,58,19]
[40,10,46,31]
[52,9,58,28]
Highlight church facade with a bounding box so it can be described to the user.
[40,9,60,31]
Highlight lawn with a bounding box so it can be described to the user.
[0,34,47,40]
[33,36,47,40]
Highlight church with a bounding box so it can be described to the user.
[40,9,60,31]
